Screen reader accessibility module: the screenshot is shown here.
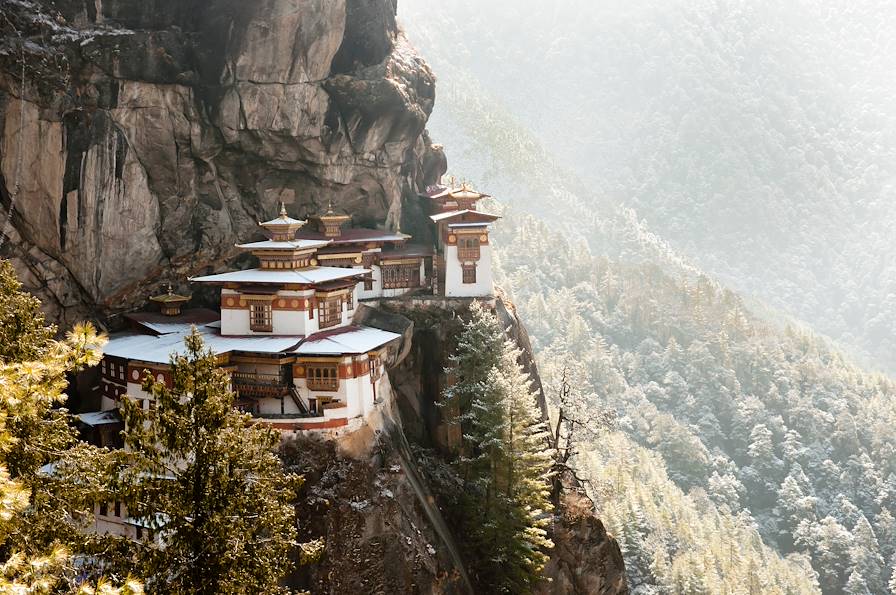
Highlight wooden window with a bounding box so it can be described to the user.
[136,526,144,541]
[306,364,339,391]
[364,277,374,291]
[462,263,477,284]
[368,355,381,382]
[382,264,421,289]
[457,236,481,260]
[249,302,273,332]
[346,292,354,311]
[99,502,108,517]
[322,257,357,268]
[114,501,122,517]
[317,298,342,329]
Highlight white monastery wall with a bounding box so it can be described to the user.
[444,244,493,297]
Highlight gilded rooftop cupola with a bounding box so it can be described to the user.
[237,204,331,270]
[311,201,351,238]
[149,284,191,316]
[261,202,308,241]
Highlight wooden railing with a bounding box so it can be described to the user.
[307,377,339,391]
[457,247,481,260]
[231,371,288,386]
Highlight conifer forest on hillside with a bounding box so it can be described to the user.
[403,1,896,593]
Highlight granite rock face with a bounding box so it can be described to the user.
[0,0,444,328]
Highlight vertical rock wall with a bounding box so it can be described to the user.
[0,0,445,328]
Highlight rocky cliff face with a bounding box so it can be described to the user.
[378,297,629,594]
[0,0,445,328]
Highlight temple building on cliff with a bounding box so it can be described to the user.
[82,187,499,540]
[421,182,500,297]
[93,207,402,437]
[86,183,499,444]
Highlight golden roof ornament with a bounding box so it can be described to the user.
[150,283,191,315]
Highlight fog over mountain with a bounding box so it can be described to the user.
[401,0,896,374]
[400,2,896,593]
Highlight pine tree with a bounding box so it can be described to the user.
[109,329,304,594]
[845,569,871,595]
[443,300,505,479]
[0,260,54,363]
[0,259,137,592]
[888,556,896,594]
[442,302,554,593]
[493,338,554,591]
[851,514,886,594]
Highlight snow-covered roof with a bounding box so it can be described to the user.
[429,209,501,223]
[236,239,330,251]
[103,324,304,365]
[125,309,219,335]
[190,267,368,285]
[448,222,495,229]
[76,410,123,427]
[293,326,401,355]
[296,228,411,245]
[422,186,490,201]
[260,213,306,227]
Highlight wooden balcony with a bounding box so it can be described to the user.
[306,377,339,391]
[231,371,290,398]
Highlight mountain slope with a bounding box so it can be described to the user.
[400,0,896,374]
[491,213,896,594]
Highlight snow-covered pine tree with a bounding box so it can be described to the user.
[493,337,554,591]
[441,301,555,593]
[442,299,505,483]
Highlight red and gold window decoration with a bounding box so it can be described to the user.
[457,236,481,261]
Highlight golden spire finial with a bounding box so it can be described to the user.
[166,282,174,295]
[279,202,288,217]
[326,198,335,215]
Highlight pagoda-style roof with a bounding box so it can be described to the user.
[148,284,192,316]
[313,211,351,225]
[422,182,491,202]
[429,209,501,224]
[260,203,306,228]
[296,227,410,246]
[258,203,307,241]
[235,239,331,251]
[292,325,401,355]
[190,266,368,286]
[260,213,306,227]
[149,285,190,305]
